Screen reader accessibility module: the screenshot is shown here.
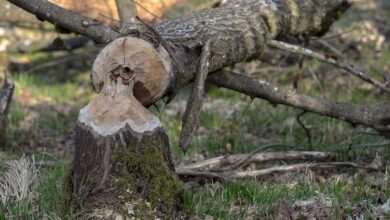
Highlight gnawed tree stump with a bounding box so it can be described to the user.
[61,1,354,218]
[0,74,14,148]
[71,37,181,219]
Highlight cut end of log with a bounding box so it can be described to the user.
[92,36,172,105]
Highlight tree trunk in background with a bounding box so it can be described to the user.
[0,76,14,148]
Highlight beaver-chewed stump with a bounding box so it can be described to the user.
[70,37,181,219]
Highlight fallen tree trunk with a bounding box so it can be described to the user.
[91,0,351,105]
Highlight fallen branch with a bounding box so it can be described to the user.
[231,162,374,179]
[180,151,336,171]
[267,40,390,94]
[176,169,227,182]
[178,160,374,180]
[7,0,118,43]
[212,144,298,171]
[207,70,390,137]
[180,39,212,152]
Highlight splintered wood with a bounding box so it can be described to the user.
[49,0,179,23]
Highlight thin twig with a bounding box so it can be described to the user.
[308,67,325,94]
[216,144,298,171]
[134,0,161,22]
[316,39,344,58]
[296,111,313,150]
[311,27,356,41]
[267,40,390,94]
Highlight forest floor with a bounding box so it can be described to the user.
[0,0,390,219]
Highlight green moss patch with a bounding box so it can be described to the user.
[112,136,183,217]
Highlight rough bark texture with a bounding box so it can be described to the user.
[0,76,14,148]
[154,0,350,95]
[72,123,181,219]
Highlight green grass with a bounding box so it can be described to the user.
[183,173,390,219]
[12,71,90,105]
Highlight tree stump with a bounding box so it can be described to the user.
[70,37,181,219]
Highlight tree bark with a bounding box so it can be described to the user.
[0,75,14,148]
[156,0,350,87]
